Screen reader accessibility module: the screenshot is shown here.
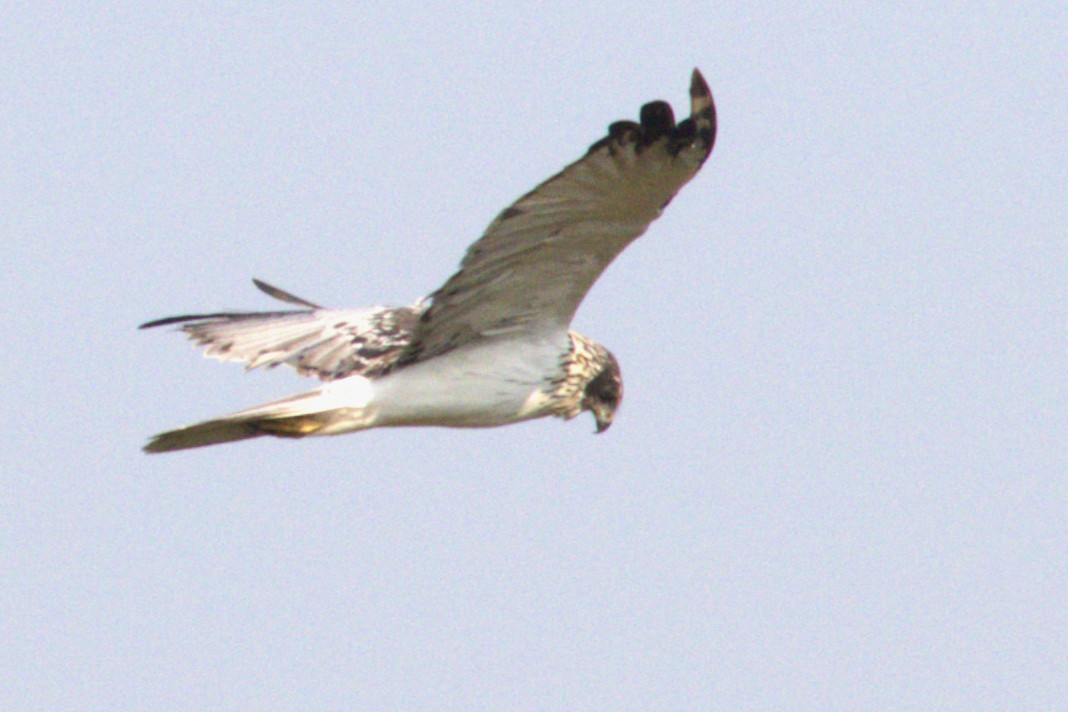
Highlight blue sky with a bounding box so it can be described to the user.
[3,3,1065,709]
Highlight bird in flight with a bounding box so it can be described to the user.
[141,69,717,453]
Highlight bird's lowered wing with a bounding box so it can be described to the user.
[140,279,422,380]
[396,69,716,367]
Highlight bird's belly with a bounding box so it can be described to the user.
[368,346,560,428]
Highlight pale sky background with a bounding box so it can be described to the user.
[2,3,1065,710]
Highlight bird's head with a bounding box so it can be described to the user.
[581,349,623,434]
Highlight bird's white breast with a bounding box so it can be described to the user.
[367,336,567,429]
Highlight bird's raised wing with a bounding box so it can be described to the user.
[140,279,422,380]
[396,69,716,367]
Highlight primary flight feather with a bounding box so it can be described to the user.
[141,69,717,453]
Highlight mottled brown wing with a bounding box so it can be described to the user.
[396,70,716,367]
[140,279,423,380]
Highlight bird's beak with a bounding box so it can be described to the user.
[594,411,614,434]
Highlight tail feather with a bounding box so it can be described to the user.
[143,377,375,454]
[144,418,265,453]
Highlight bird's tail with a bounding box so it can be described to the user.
[143,378,374,454]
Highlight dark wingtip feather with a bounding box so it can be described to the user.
[686,67,717,159]
[139,311,276,329]
[690,69,712,113]
[140,314,213,329]
[638,101,677,144]
[586,69,716,158]
[252,278,324,309]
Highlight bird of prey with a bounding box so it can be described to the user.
[141,69,717,453]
